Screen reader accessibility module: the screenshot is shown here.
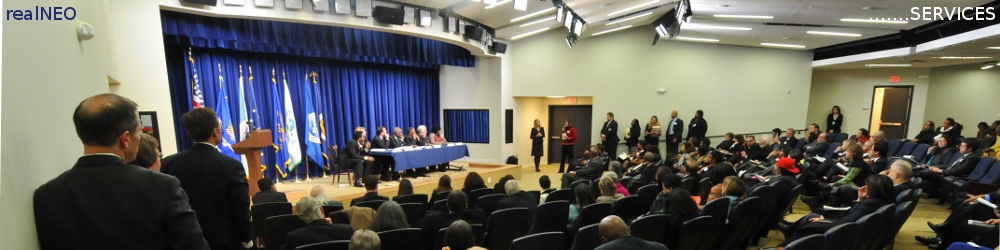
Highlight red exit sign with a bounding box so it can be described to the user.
[568,97,577,104]
[889,75,900,83]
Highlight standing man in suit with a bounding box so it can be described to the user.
[35,94,209,250]
[252,178,288,204]
[162,107,252,250]
[686,110,708,146]
[665,110,684,155]
[601,112,620,166]
[596,216,669,250]
[371,126,393,182]
[341,131,375,187]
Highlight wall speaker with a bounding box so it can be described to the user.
[464,25,484,41]
[491,42,507,54]
[373,6,405,25]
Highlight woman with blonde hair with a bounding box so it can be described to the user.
[530,119,545,172]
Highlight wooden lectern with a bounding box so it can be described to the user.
[233,129,273,195]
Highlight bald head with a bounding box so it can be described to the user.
[74,94,140,147]
[598,215,630,243]
[311,185,328,203]
[671,110,678,118]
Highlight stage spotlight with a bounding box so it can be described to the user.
[418,9,432,27]
[556,5,565,22]
[565,33,577,48]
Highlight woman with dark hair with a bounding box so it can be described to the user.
[494,175,515,193]
[696,146,711,167]
[434,175,453,193]
[780,175,895,247]
[369,201,410,232]
[567,184,594,229]
[827,105,843,134]
[977,122,992,141]
[398,179,414,196]
[717,132,735,151]
[985,125,1000,158]
[656,189,698,250]
[461,172,487,194]
[131,133,162,171]
[530,119,545,172]
[442,220,479,250]
[559,120,578,173]
[627,119,642,154]
[935,118,962,144]
[855,128,870,144]
[913,121,937,145]
[924,137,957,167]
[644,116,661,151]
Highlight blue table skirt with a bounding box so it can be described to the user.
[368,144,470,171]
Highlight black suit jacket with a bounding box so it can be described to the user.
[744,144,763,161]
[596,236,669,250]
[162,143,252,249]
[576,156,606,178]
[602,120,620,143]
[869,157,890,173]
[804,142,830,156]
[35,155,209,250]
[666,117,684,140]
[498,191,539,219]
[929,147,958,166]
[839,197,891,223]
[350,192,389,206]
[687,118,707,140]
[342,140,368,160]
[252,189,288,204]
[282,220,354,250]
[371,135,391,149]
[390,135,406,148]
[780,136,798,146]
[944,153,982,176]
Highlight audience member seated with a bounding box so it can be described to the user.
[441,220,487,250]
[368,201,410,232]
[350,175,389,206]
[282,197,354,250]
[916,138,981,201]
[434,175,454,193]
[717,132,736,152]
[827,160,913,208]
[803,132,830,158]
[252,178,288,204]
[597,176,626,203]
[461,172,488,195]
[919,191,1000,249]
[936,118,963,144]
[498,180,539,218]
[561,147,607,189]
[779,175,896,247]
[780,128,798,147]
[914,121,938,145]
[397,179,414,196]
[719,176,747,223]
[311,185,342,206]
[650,189,698,250]
[420,191,486,242]
[738,145,789,185]
[735,135,762,165]
[494,174,515,193]
[855,128,871,144]
[624,152,654,179]
[701,151,737,187]
[806,124,822,143]
[804,145,870,210]
[648,173,684,214]
[863,131,885,152]
[983,125,1000,158]
[539,176,556,202]
[866,142,890,173]
[678,159,701,194]
[568,183,595,229]
[348,229,380,250]
[749,157,799,197]
[130,133,162,171]
[595,215,669,250]
[923,137,958,168]
[605,172,630,196]
[678,142,698,167]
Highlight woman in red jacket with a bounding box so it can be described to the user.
[559,120,578,173]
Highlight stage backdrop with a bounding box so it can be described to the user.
[162,10,475,181]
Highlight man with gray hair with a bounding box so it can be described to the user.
[497,180,539,221]
[282,197,353,250]
[349,229,381,250]
[311,185,342,206]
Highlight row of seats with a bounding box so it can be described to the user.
[785,189,921,250]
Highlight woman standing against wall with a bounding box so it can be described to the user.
[559,120,577,173]
[827,105,843,134]
[645,116,662,152]
[531,119,545,172]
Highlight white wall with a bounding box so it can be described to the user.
[925,64,1000,137]
[440,57,506,163]
[511,27,815,145]
[1,0,115,248]
[807,68,930,139]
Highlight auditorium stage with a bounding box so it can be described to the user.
[273,162,524,205]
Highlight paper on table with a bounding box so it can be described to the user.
[977,198,998,209]
[456,142,464,145]
[370,149,387,152]
[392,148,403,152]
[432,145,442,148]
[836,163,849,172]
[813,156,827,162]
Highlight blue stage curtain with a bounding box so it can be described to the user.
[166,46,441,181]
[160,10,475,69]
[443,110,490,143]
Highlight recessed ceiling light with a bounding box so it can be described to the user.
[988,47,1000,50]
[865,64,911,67]
[714,14,773,19]
[484,0,511,9]
[607,0,660,17]
[511,27,551,40]
[591,25,633,36]
[932,56,994,59]
[675,37,719,42]
[681,24,752,30]
[520,16,554,27]
[606,12,653,25]
[840,18,908,24]
[511,7,556,22]
[547,96,566,98]
[761,43,805,48]
[806,31,862,37]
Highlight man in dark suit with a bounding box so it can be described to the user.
[601,112,620,167]
[34,94,209,250]
[665,110,684,155]
[686,110,708,146]
[803,132,830,157]
[920,190,1000,249]
[921,138,982,199]
[162,107,253,250]
[595,215,669,250]
[561,147,606,188]
[350,175,389,206]
[865,142,890,173]
[806,124,821,143]
[282,197,354,250]
[780,128,798,147]
[252,178,287,204]
[497,180,539,224]
[418,190,487,247]
[341,131,375,187]
[371,126,394,181]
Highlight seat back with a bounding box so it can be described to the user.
[264,214,307,250]
[431,199,448,213]
[977,161,1000,184]
[392,194,428,207]
[824,142,841,159]
[880,201,916,249]
[946,151,964,166]
[511,232,564,250]
[866,204,896,250]
[475,193,506,215]
[572,203,612,231]
[327,211,349,224]
[635,184,660,209]
[528,201,569,234]
[429,191,450,210]
[895,141,917,157]
[610,196,646,222]
[376,228,423,250]
[676,216,712,250]
[895,190,912,204]
[545,188,573,203]
[833,133,848,144]
[759,185,803,241]
[887,140,904,156]
[697,178,713,205]
[699,198,730,226]
[468,188,498,208]
[715,197,762,250]
[852,212,884,250]
[968,157,998,181]
[528,190,542,204]
[322,205,344,216]
[570,224,602,250]
[629,214,669,242]
[786,234,825,250]
[483,208,530,250]
[795,138,807,150]
[398,203,426,228]
[353,200,386,211]
[911,144,931,162]
[252,202,293,238]
[823,222,858,250]
[294,240,350,250]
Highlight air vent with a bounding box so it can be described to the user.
[763,22,827,28]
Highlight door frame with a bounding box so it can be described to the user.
[867,85,914,139]
[547,105,593,164]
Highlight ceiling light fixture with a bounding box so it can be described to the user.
[761,43,805,48]
[681,24,752,30]
[592,25,633,36]
[484,0,511,9]
[982,61,996,69]
[987,47,1000,50]
[511,27,551,40]
[675,36,719,42]
[806,31,862,37]
[520,16,554,27]
[511,7,556,22]
[547,96,566,98]
[713,14,773,19]
[840,18,908,24]
[865,64,911,67]
[933,56,994,59]
[607,0,660,17]
[512,0,528,11]
[607,12,653,25]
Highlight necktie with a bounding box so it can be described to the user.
[669,118,676,135]
[949,155,964,168]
